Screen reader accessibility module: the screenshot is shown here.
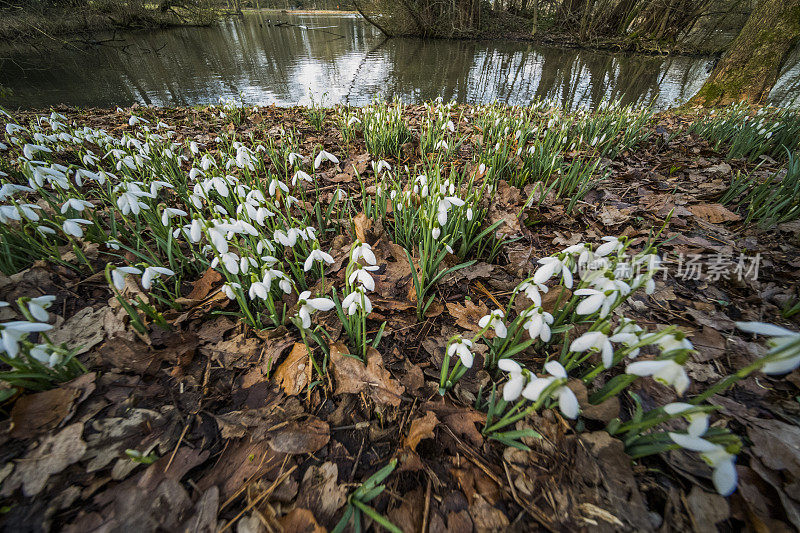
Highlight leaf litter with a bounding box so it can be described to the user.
[0,103,798,531]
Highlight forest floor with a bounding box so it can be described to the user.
[0,103,798,532]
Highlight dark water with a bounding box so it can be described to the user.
[1,11,799,110]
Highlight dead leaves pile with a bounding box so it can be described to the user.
[0,104,798,532]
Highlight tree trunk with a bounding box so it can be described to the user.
[690,0,800,106]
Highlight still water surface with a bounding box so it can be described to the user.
[2,12,799,110]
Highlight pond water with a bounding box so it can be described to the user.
[1,11,799,110]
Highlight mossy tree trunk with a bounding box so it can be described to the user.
[690,0,800,106]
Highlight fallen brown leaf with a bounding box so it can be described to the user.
[329,343,404,407]
[404,411,439,452]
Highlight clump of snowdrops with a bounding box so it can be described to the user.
[0,295,85,395]
[438,232,800,497]
[689,102,800,161]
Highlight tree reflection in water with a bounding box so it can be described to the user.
[0,11,796,109]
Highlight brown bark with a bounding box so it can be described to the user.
[690,0,800,106]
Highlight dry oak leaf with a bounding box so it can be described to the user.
[185,267,222,301]
[446,300,489,332]
[10,372,96,439]
[274,343,311,396]
[329,343,404,407]
[268,417,330,454]
[279,508,325,533]
[2,423,87,497]
[48,306,109,355]
[404,411,439,452]
[296,462,347,526]
[688,203,741,224]
[353,212,371,243]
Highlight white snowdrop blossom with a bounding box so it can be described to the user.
[521,308,554,343]
[296,291,335,329]
[479,309,507,338]
[736,321,800,374]
[1,321,53,358]
[292,170,312,185]
[61,198,93,214]
[160,207,187,226]
[570,331,614,368]
[595,236,624,257]
[352,242,377,265]
[627,359,690,395]
[303,248,334,272]
[533,256,573,288]
[348,265,379,291]
[663,403,710,438]
[498,359,526,401]
[436,196,465,225]
[448,337,474,368]
[516,281,548,307]
[314,150,339,169]
[221,282,242,300]
[668,432,737,496]
[26,295,56,322]
[62,218,91,238]
[521,361,580,419]
[111,266,142,291]
[142,266,175,290]
[342,286,373,316]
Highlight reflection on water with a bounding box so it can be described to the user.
[0,12,798,110]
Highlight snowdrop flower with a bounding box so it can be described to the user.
[609,319,644,358]
[304,248,334,272]
[498,359,526,401]
[595,236,623,257]
[627,359,690,395]
[23,143,51,160]
[161,207,187,226]
[434,140,448,151]
[373,160,391,173]
[248,278,269,300]
[655,333,694,355]
[448,337,474,368]
[516,280,548,307]
[111,266,142,291]
[736,322,800,374]
[296,291,335,329]
[342,286,373,316]
[1,321,53,358]
[479,309,507,338]
[269,179,289,197]
[29,344,62,367]
[668,433,737,496]
[288,152,304,166]
[352,242,376,265]
[142,266,174,290]
[221,282,242,300]
[533,256,573,288]
[292,170,312,185]
[437,196,465,225]
[522,361,579,419]
[431,227,441,240]
[663,403,710,438]
[571,331,615,367]
[521,308,554,343]
[61,198,93,214]
[347,116,361,126]
[25,295,56,322]
[573,288,614,316]
[349,265,379,292]
[62,218,91,238]
[314,150,339,169]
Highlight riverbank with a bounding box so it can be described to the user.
[0,101,798,531]
[0,3,216,44]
